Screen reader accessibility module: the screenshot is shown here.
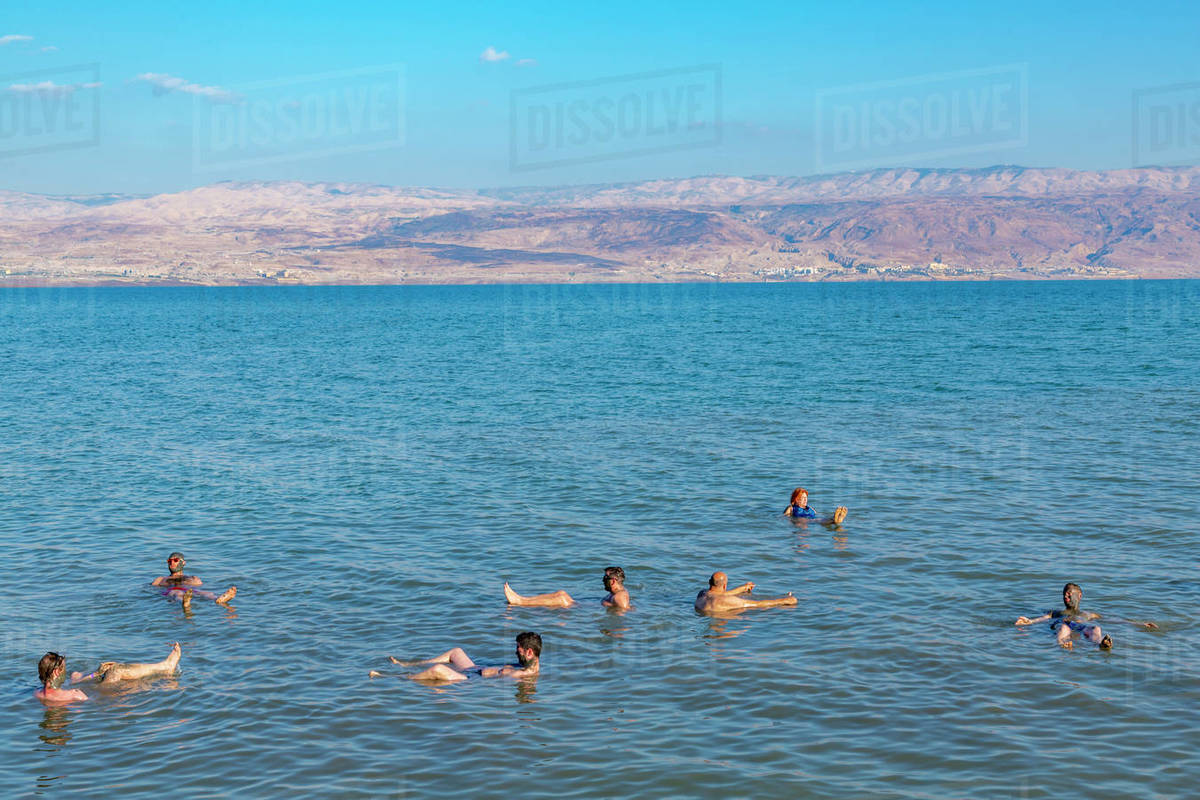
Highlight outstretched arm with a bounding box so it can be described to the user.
[742,592,797,609]
[1106,614,1157,629]
[728,582,755,596]
[1015,613,1052,625]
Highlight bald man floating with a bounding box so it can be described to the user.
[694,571,798,614]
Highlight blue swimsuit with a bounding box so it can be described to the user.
[790,505,817,518]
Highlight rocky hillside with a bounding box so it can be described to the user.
[2,167,1198,285]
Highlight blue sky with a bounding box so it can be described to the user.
[1,0,1198,194]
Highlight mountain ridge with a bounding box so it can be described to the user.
[2,165,1198,285]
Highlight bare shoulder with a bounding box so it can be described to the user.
[35,688,87,704]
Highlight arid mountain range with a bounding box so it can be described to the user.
[2,166,1199,285]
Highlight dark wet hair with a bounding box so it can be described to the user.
[516,631,542,658]
[38,652,65,684]
[604,566,625,585]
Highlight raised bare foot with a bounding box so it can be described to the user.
[216,586,237,605]
[181,590,193,612]
[503,582,521,604]
[368,670,384,678]
[833,506,848,525]
[164,642,182,671]
[1060,639,1073,650]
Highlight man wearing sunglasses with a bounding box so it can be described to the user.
[151,552,237,608]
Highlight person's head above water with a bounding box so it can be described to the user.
[515,631,542,666]
[789,488,808,507]
[167,552,186,575]
[709,571,728,590]
[38,652,65,687]
[1063,582,1083,611]
[603,566,625,590]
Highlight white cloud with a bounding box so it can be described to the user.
[479,46,510,63]
[0,34,34,45]
[134,72,240,103]
[7,80,101,96]
[515,58,538,67]
[41,45,59,53]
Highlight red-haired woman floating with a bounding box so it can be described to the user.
[784,487,848,524]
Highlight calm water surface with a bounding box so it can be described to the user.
[0,281,1197,799]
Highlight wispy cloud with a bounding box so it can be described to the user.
[41,45,58,53]
[7,80,102,96]
[0,34,34,45]
[134,72,240,103]
[479,46,510,63]
[515,58,538,67]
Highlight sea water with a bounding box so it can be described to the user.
[0,281,1196,799]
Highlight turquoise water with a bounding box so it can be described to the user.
[1,281,1197,799]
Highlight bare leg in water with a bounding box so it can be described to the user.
[176,587,237,612]
[401,647,476,682]
[503,582,574,608]
[1056,620,1112,650]
[71,642,182,683]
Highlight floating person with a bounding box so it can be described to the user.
[503,566,631,610]
[694,571,798,614]
[1014,582,1157,629]
[384,632,543,682]
[783,487,848,524]
[35,643,182,703]
[150,552,236,609]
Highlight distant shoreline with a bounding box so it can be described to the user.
[3,274,1190,290]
